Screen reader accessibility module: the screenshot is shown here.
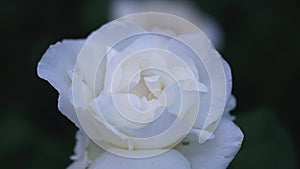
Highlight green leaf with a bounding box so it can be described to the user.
[229,108,297,169]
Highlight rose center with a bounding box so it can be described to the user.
[129,72,162,101]
[129,72,158,101]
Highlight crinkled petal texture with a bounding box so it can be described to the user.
[175,116,243,169]
[67,130,104,169]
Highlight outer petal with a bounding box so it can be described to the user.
[37,39,85,93]
[175,32,227,142]
[67,130,90,169]
[67,130,104,169]
[37,39,85,127]
[58,93,82,128]
[74,21,145,93]
[225,95,236,113]
[67,155,90,169]
[69,130,89,161]
[175,117,243,169]
[220,56,233,103]
[89,150,191,169]
[223,95,237,121]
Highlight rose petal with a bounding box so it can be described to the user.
[118,110,176,138]
[37,39,84,93]
[68,130,104,169]
[75,21,146,92]
[89,150,191,169]
[37,39,85,127]
[176,33,227,143]
[70,130,88,161]
[220,56,233,102]
[91,92,146,129]
[223,95,237,121]
[67,130,90,169]
[57,92,82,128]
[66,155,90,169]
[175,117,243,169]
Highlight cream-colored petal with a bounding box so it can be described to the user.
[92,92,146,129]
[177,33,227,142]
[75,21,146,92]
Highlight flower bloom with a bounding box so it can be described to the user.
[37,13,243,169]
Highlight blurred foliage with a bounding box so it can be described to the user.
[0,0,299,168]
[229,108,297,169]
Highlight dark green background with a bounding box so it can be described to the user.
[1,0,299,168]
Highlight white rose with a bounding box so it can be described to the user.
[37,13,243,169]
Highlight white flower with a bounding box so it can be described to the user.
[37,13,243,169]
[110,0,224,49]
